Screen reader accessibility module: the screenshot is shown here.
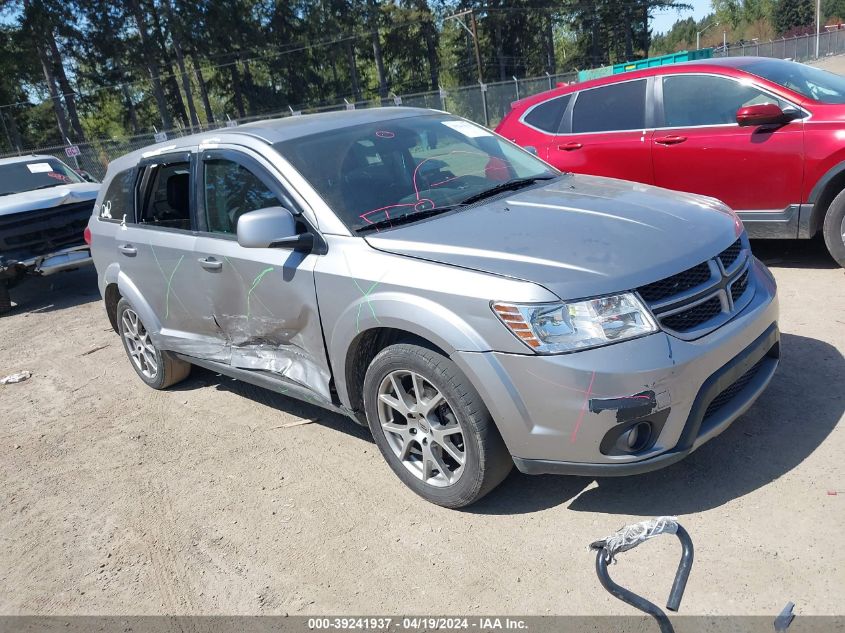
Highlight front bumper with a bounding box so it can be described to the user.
[454,257,779,476]
[1,244,92,281]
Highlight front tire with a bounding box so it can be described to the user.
[822,189,845,267]
[363,343,512,508]
[116,298,190,389]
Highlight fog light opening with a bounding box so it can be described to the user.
[616,421,653,454]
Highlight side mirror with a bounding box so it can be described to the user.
[736,103,794,127]
[236,206,314,251]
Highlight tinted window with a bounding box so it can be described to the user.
[572,80,647,133]
[100,169,136,222]
[0,158,82,196]
[662,75,789,127]
[204,159,280,234]
[523,95,571,133]
[738,58,845,104]
[139,161,192,230]
[275,114,556,233]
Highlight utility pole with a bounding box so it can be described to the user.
[445,9,483,84]
[697,20,719,50]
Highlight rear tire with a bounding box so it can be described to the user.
[822,189,845,268]
[116,298,190,389]
[0,281,10,315]
[363,343,512,508]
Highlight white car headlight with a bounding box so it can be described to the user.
[492,293,658,354]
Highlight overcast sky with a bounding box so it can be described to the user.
[651,0,714,35]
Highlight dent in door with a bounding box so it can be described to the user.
[208,250,332,403]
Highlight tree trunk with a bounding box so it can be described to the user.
[192,58,215,125]
[546,14,556,73]
[47,32,84,141]
[126,0,172,129]
[424,21,440,90]
[495,18,506,81]
[37,43,70,141]
[148,3,188,126]
[240,55,256,115]
[368,0,388,99]
[230,62,246,118]
[346,40,361,102]
[5,110,23,151]
[121,83,140,134]
[162,0,199,128]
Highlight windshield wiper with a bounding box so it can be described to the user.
[356,206,454,234]
[455,176,557,207]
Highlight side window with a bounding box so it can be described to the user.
[203,159,280,234]
[99,169,136,223]
[523,94,572,133]
[138,161,192,230]
[662,75,790,128]
[572,80,647,133]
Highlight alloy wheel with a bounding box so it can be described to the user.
[121,308,158,380]
[376,369,466,487]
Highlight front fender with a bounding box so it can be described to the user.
[329,291,493,408]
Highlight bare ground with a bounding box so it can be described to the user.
[0,238,843,616]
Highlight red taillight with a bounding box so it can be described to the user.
[83,226,92,245]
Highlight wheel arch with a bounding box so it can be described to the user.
[806,160,845,238]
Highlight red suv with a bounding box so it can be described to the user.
[496,57,845,266]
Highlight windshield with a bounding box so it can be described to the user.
[738,58,845,104]
[274,113,558,232]
[0,158,83,196]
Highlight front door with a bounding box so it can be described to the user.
[193,148,333,402]
[651,73,804,215]
[545,78,655,184]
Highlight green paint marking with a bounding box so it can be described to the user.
[352,278,382,333]
[247,267,275,318]
[164,255,185,319]
[150,244,189,316]
[224,256,274,316]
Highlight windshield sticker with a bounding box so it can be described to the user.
[26,162,53,173]
[47,172,73,183]
[441,120,493,138]
[100,200,112,219]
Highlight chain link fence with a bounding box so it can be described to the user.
[1,70,577,181]
[8,28,845,181]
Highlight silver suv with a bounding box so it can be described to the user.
[89,108,779,507]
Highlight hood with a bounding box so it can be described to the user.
[0,182,100,217]
[364,174,741,300]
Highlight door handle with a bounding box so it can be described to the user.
[558,142,583,151]
[654,135,688,145]
[198,256,223,271]
[118,243,137,256]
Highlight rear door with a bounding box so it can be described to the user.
[192,147,333,402]
[651,73,804,215]
[509,93,572,159]
[115,151,223,355]
[545,78,655,184]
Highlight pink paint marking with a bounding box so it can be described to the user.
[570,371,596,444]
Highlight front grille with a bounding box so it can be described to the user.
[730,269,750,303]
[0,199,94,259]
[636,237,752,339]
[661,295,723,332]
[637,261,712,303]
[703,357,765,420]
[719,238,742,270]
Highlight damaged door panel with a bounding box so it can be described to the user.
[117,151,224,355]
[192,149,333,402]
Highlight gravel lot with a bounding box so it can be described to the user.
[0,238,843,617]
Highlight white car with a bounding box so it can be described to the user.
[0,155,99,314]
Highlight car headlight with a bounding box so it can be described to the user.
[492,293,658,354]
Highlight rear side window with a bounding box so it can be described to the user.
[522,94,571,133]
[662,75,790,127]
[138,161,192,230]
[99,169,136,222]
[572,80,647,133]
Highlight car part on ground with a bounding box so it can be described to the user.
[89,108,779,507]
[496,57,845,267]
[591,516,693,633]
